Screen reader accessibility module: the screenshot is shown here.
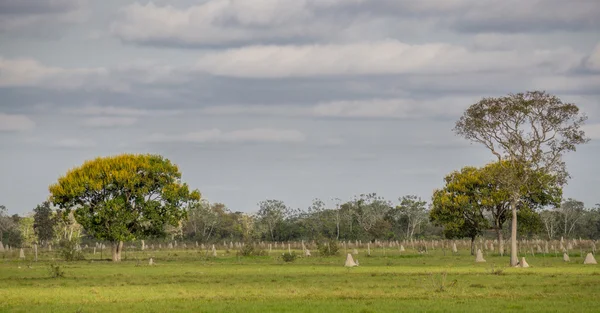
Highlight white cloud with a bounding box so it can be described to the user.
[0,113,35,132]
[195,40,583,78]
[82,117,138,128]
[0,57,188,91]
[110,0,600,48]
[111,1,362,46]
[147,128,306,144]
[0,56,116,90]
[200,97,483,119]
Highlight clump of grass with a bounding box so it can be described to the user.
[489,264,504,275]
[47,262,65,278]
[281,252,298,263]
[422,271,457,292]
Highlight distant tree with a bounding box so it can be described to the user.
[257,199,289,241]
[397,195,428,240]
[49,154,200,261]
[539,209,561,240]
[18,216,35,247]
[455,91,589,266]
[305,198,327,239]
[0,205,20,246]
[0,205,11,243]
[351,194,391,237]
[184,200,223,242]
[330,198,343,240]
[431,166,489,255]
[33,201,55,246]
[557,198,585,238]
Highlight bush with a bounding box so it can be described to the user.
[317,239,339,256]
[48,262,65,278]
[281,252,297,263]
[237,243,267,257]
[58,238,84,261]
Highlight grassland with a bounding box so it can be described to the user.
[1,247,599,312]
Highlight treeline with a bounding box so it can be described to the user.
[2,196,599,248]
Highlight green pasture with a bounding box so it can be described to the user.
[1,247,599,312]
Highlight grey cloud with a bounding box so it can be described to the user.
[110,0,600,49]
[0,0,82,15]
[0,0,86,33]
[81,116,138,128]
[147,128,307,144]
[0,113,35,131]
[193,41,583,78]
[53,138,96,149]
[583,124,600,139]
[199,96,476,120]
[0,56,193,92]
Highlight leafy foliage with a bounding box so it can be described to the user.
[49,154,201,245]
[454,91,587,265]
[431,166,489,242]
[257,199,290,241]
[58,237,84,261]
[33,201,56,245]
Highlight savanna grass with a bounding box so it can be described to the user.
[1,247,598,312]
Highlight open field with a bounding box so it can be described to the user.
[1,247,599,313]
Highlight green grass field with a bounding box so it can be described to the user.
[1,247,599,312]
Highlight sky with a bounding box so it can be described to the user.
[1,0,599,215]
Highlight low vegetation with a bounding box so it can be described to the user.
[2,247,599,312]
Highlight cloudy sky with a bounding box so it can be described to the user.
[1,0,599,215]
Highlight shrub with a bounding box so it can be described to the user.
[317,239,339,256]
[48,262,65,278]
[58,238,84,261]
[281,252,297,263]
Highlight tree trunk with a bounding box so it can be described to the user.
[470,237,475,256]
[111,241,123,262]
[510,199,518,266]
[497,228,504,256]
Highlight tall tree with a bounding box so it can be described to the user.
[480,161,561,255]
[18,216,35,247]
[49,154,200,261]
[351,193,390,237]
[33,201,56,246]
[397,195,428,240]
[0,205,14,243]
[539,209,560,240]
[454,91,589,266]
[184,200,223,242]
[256,199,288,241]
[557,198,585,238]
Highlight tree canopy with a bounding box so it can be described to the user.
[454,91,588,265]
[431,162,562,255]
[49,154,200,261]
